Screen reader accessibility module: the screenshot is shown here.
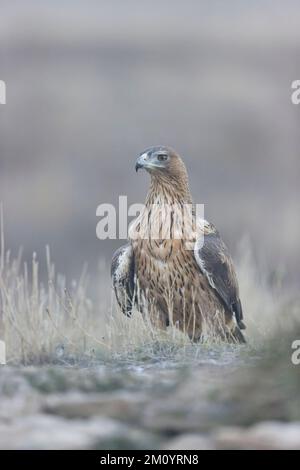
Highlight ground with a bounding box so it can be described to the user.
[1,339,300,450]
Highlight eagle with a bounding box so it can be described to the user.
[111,146,246,343]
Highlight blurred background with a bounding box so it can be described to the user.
[0,0,299,287]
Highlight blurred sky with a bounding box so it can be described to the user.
[0,0,299,285]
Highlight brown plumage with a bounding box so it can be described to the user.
[111,146,246,343]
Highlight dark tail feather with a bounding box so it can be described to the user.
[233,298,246,330]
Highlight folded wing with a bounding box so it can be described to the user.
[111,243,135,317]
[194,229,246,330]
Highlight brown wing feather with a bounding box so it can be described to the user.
[194,230,246,330]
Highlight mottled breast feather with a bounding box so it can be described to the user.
[111,243,135,317]
[194,229,246,330]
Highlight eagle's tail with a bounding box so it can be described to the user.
[232,298,246,330]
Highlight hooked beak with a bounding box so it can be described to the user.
[135,161,143,172]
[135,153,148,172]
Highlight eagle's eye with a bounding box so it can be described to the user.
[157,154,168,162]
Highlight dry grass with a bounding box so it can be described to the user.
[0,206,298,365]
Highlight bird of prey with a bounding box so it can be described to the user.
[111,146,246,343]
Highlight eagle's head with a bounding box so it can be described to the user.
[135,146,188,181]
